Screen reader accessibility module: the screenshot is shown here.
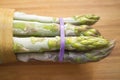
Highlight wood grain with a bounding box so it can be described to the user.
[0,0,120,80]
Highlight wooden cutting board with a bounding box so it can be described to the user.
[0,0,120,80]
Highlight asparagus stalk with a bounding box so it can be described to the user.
[17,40,115,63]
[13,20,100,37]
[14,12,100,25]
[13,36,109,53]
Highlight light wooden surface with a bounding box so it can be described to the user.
[0,0,120,80]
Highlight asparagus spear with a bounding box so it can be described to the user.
[17,40,115,63]
[13,20,100,37]
[13,36,109,53]
[14,12,100,25]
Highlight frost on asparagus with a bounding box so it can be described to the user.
[16,40,115,63]
[14,12,99,25]
[0,11,114,64]
[13,36,109,53]
[13,20,100,37]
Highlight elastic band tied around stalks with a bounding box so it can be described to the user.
[58,18,65,62]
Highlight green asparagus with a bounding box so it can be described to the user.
[14,12,100,25]
[16,40,115,63]
[13,20,100,37]
[0,11,115,64]
[13,36,109,53]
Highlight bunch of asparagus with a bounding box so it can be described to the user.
[10,12,115,63]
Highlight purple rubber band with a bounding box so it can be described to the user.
[59,18,65,62]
